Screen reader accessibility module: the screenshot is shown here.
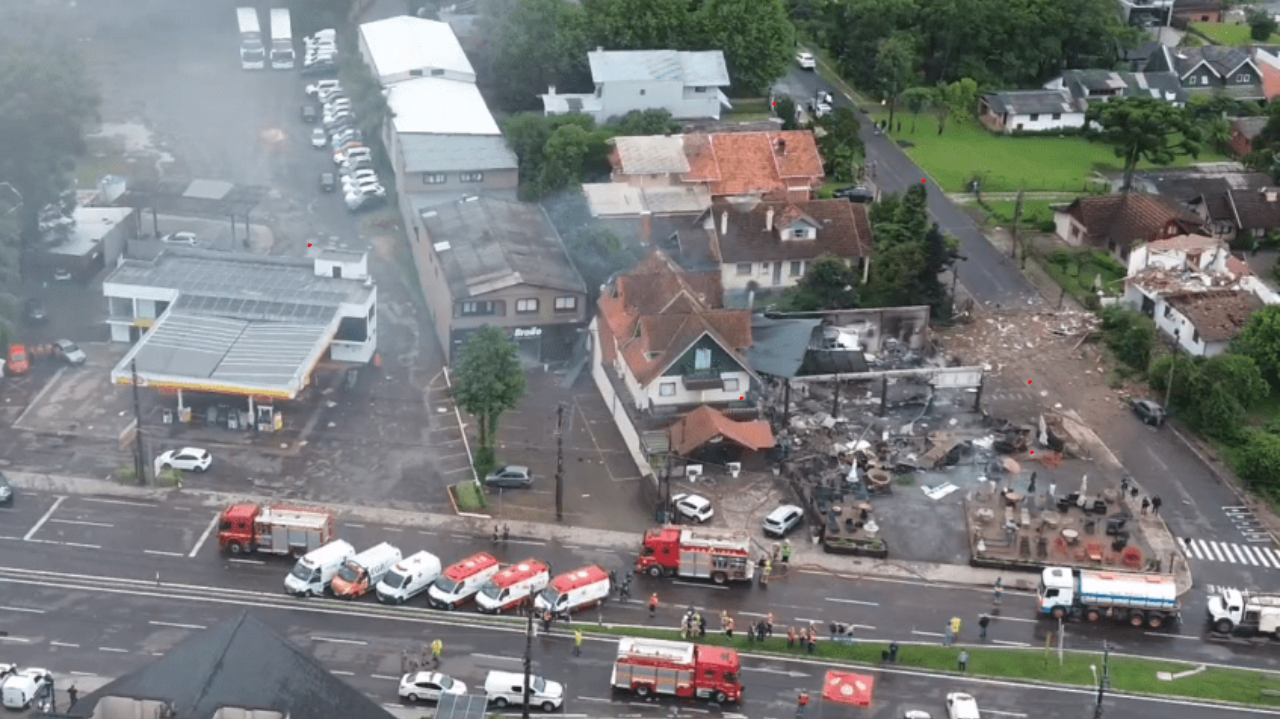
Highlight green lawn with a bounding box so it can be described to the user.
[875,113,1227,193]
[983,199,1058,232]
[1190,22,1280,46]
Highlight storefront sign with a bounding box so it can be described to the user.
[513,327,543,339]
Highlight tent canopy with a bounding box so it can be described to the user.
[822,670,874,707]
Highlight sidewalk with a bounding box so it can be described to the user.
[7,469,1014,591]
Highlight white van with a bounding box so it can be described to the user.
[484,670,564,712]
[533,565,611,616]
[428,553,501,610]
[285,539,355,597]
[2,668,52,710]
[330,542,401,599]
[376,550,442,604]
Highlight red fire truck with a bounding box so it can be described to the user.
[217,503,335,556]
[611,637,742,703]
[635,526,754,585]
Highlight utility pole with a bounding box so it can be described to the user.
[555,402,565,522]
[1093,641,1111,719]
[1010,189,1024,261]
[664,455,673,524]
[522,603,534,719]
[1164,329,1180,410]
[131,359,147,486]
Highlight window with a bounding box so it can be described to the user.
[516,298,538,314]
[1193,329,1201,344]
[1051,112,1061,120]
[460,172,484,183]
[554,296,577,312]
[1163,304,1172,318]
[1236,74,1251,83]
[790,261,803,277]
[459,300,499,317]
[792,227,811,239]
[695,348,712,370]
[694,86,707,93]
[736,263,753,276]
[410,69,423,77]
[423,173,447,185]
[659,382,676,396]
[723,378,740,392]
[1029,113,1040,121]
[639,89,646,96]
[431,68,444,76]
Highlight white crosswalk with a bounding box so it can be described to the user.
[1179,538,1280,568]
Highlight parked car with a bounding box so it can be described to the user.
[672,493,714,524]
[301,61,336,77]
[6,345,29,375]
[0,471,13,506]
[157,447,212,472]
[945,692,980,719]
[335,146,372,165]
[1130,398,1166,427]
[53,339,86,366]
[763,504,804,537]
[399,672,467,703]
[484,465,533,489]
[305,79,340,97]
[302,104,318,123]
[311,128,329,149]
[345,193,385,212]
[23,298,47,324]
[796,51,816,70]
[52,268,73,281]
[833,186,875,203]
[319,171,337,193]
[345,184,386,202]
[160,231,200,246]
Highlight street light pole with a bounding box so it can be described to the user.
[1093,640,1111,719]
[1164,329,1180,410]
[522,603,534,719]
[555,402,565,522]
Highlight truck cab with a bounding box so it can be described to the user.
[1208,589,1280,637]
[1037,567,1074,617]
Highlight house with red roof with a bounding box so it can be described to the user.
[596,251,757,412]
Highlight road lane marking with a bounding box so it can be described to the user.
[150,621,207,630]
[911,630,944,637]
[371,674,400,681]
[507,539,546,546]
[311,636,367,645]
[64,542,101,550]
[70,671,96,676]
[98,647,130,653]
[346,523,366,528]
[24,496,65,540]
[991,640,1031,647]
[1144,632,1200,640]
[80,498,155,507]
[49,519,114,527]
[981,711,1028,717]
[0,606,44,614]
[228,558,265,565]
[385,528,403,532]
[419,531,437,536]
[51,642,79,648]
[472,653,521,662]
[189,512,221,557]
[825,597,879,607]
[794,617,825,625]
[673,581,727,590]
[145,550,187,558]
[576,697,609,703]
[331,670,355,676]
[0,637,30,643]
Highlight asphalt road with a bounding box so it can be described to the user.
[0,579,1273,719]
[3,488,1279,674]
[773,68,1043,309]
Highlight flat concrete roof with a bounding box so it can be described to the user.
[388,77,501,136]
[105,250,374,398]
[49,207,134,257]
[359,16,474,82]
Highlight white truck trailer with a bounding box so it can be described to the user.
[236,7,265,69]
[1037,566,1180,629]
[269,8,295,69]
[1208,588,1280,637]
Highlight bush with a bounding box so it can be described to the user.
[1235,429,1280,493]
[452,481,487,512]
[1098,306,1155,370]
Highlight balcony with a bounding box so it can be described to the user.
[682,368,725,390]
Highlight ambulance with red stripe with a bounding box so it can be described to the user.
[427,553,500,610]
[475,558,550,613]
[534,565,611,616]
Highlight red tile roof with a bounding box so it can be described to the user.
[597,251,752,387]
[669,405,775,455]
[679,131,824,198]
[1261,61,1280,102]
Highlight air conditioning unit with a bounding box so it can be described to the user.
[727,462,741,478]
[685,464,703,479]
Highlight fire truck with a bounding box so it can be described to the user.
[217,503,334,556]
[611,637,742,704]
[636,526,754,585]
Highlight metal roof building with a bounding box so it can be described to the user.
[104,249,377,400]
[358,15,475,85]
[387,77,501,136]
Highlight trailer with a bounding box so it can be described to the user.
[269,8,294,69]
[236,7,265,69]
[636,526,754,585]
[1038,566,1180,629]
[610,638,742,704]
[1208,588,1280,637]
[217,503,334,556]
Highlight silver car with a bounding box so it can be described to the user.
[53,339,86,366]
[484,465,533,489]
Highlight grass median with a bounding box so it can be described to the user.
[581,622,1280,708]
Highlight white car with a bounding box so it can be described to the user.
[311,128,329,149]
[796,51,816,70]
[1,668,53,710]
[53,268,72,281]
[157,447,212,473]
[53,339,86,366]
[672,493,714,523]
[342,173,379,190]
[945,692,980,719]
[160,231,200,246]
[399,672,467,702]
[335,147,372,165]
[305,80,340,97]
[763,504,804,537]
[345,183,386,201]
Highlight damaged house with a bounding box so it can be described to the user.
[1123,233,1279,355]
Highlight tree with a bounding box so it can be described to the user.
[875,32,916,131]
[814,108,864,182]
[502,113,599,200]
[861,183,930,306]
[1248,8,1279,42]
[900,86,933,133]
[478,0,591,111]
[1237,429,1280,492]
[775,95,799,131]
[779,256,861,311]
[452,326,528,477]
[583,0,693,50]
[1236,304,1280,384]
[0,19,99,287]
[918,222,960,316]
[539,124,595,196]
[697,0,796,95]
[1086,97,1202,193]
[1098,306,1155,370]
[611,109,682,136]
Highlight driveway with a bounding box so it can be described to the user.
[774,65,1045,309]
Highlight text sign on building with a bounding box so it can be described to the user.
[513,327,542,339]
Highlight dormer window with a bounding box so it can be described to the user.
[792,226,811,239]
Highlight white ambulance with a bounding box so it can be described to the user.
[475,559,551,614]
[428,552,501,610]
[534,565,611,616]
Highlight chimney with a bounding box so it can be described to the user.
[766,207,775,232]
[775,138,787,154]
[597,46,604,53]
[720,211,728,236]
[547,84,556,96]
[1267,188,1278,202]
